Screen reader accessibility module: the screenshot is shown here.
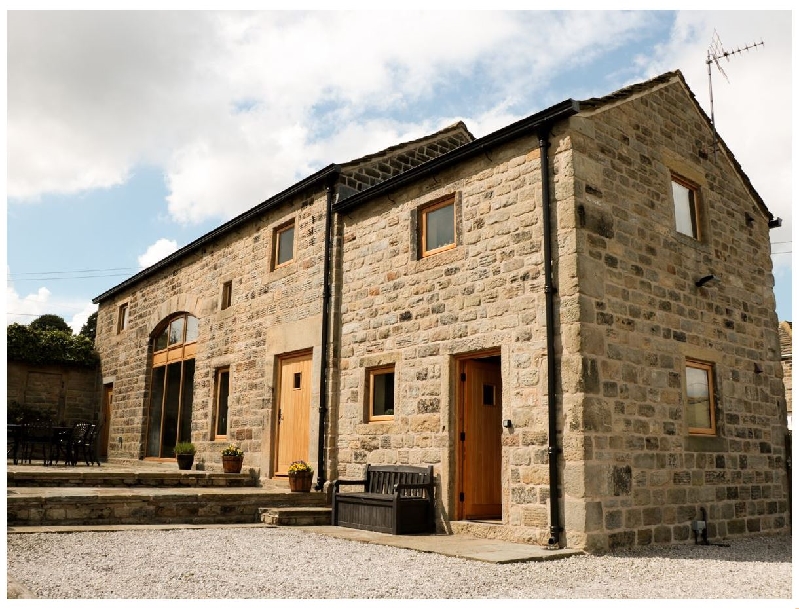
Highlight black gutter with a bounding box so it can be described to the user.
[540,126,564,548]
[315,176,337,491]
[334,99,580,214]
[92,164,341,304]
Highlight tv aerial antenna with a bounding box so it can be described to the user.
[706,31,764,157]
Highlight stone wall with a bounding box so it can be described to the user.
[332,75,788,550]
[95,188,329,473]
[334,130,579,543]
[779,321,791,427]
[568,78,788,551]
[7,361,100,423]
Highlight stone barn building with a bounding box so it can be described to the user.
[93,71,789,551]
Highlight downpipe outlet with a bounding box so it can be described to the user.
[691,507,730,548]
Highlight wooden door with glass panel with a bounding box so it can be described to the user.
[274,351,311,476]
[459,357,502,519]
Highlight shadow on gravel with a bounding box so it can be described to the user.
[600,535,791,565]
[7,576,36,599]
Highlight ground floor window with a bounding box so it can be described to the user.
[213,367,230,439]
[685,359,716,435]
[367,365,395,421]
[146,313,198,458]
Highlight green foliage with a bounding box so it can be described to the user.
[7,323,99,367]
[30,314,72,334]
[174,441,196,455]
[6,400,56,424]
[79,311,98,341]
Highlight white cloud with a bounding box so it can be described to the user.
[6,282,52,326]
[8,10,658,224]
[138,239,179,269]
[6,267,96,333]
[68,302,99,336]
[7,10,791,290]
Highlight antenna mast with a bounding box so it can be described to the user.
[706,31,764,157]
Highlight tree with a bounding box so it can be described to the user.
[30,314,72,334]
[79,311,98,341]
[7,323,98,367]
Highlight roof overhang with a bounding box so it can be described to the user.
[334,99,580,214]
[93,164,340,304]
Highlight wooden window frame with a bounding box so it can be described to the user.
[152,314,198,368]
[213,367,230,440]
[221,281,233,310]
[420,196,456,258]
[367,365,396,422]
[273,220,296,269]
[685,359,716,436]
[117,303,129,334]
[671,174,702,241]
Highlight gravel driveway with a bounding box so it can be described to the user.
[7,528,791,599]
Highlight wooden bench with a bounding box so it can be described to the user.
[332,464,435,534]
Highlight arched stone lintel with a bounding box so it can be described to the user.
[146,292,210,339]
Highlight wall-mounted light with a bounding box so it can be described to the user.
[695,274,718,288]
[769,217,783,229]
[745,212,755,227]
[754,363,763,374]
[502,419,513,429]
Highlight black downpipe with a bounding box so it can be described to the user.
[540,127,564,546]
[315,179,337,491]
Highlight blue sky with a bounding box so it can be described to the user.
[5,10,793,333]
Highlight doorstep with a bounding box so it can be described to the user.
[287,525,583,564]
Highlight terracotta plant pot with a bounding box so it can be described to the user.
[222,455,244,473]
[288,471,313,492]
[176,454,194,470]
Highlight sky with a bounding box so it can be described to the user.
[4,9,794,335]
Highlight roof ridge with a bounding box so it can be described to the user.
[339,121,474,169]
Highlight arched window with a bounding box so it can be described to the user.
[145,313,198,459]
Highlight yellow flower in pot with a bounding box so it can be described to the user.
[221,443,244,473]
[287,460,314,492]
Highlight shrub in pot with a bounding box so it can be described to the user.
[174,441,196,470]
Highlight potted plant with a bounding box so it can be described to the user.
[287,460,314,492]
[174,441,196,470]
[221,443,244,473]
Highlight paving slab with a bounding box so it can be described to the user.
[290,525,582,563]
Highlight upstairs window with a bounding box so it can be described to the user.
[368,365,395,421]
[671,175,701,240]
[420,196,456,257]
[274,220,295,268]
[117,303,129,334]
[685,359,716,436]
[221,281,232,310]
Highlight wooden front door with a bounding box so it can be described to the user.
[274,351,312,476]
[459,358,502,519]
[100,384,112,458]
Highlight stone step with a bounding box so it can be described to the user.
[260,506,332,526]
[8,487,329,527]
[450,520,545,546]
[7,470,259,488]
[7,468,259,488]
